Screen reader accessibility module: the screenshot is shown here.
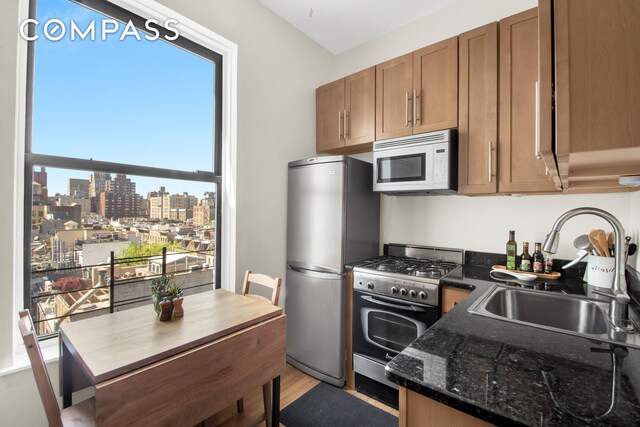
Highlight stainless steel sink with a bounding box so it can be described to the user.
[468,285,640,348]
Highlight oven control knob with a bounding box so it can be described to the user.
[391,286,399,294]
[409,290,417,298]
[367,282,374,290]
[418,291,427,300]
[400,288,408,296]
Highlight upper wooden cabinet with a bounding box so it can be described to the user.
[375,53,414,140]
[316,67,375,154]
[413,38,459,134]
[498,8,558,193]
[376,37,458,141]
[458,23,498,195]
[539,0,640,191]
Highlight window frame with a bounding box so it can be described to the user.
[23,0,224,312]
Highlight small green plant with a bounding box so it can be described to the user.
[151,274,182,301]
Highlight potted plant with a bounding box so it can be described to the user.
[150,274,183,315]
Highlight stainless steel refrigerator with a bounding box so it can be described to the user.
[285,156,380,386]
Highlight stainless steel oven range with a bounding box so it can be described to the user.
[352,244,463,408]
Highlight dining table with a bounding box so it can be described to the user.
[59,289,286,426]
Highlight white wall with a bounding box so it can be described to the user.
[337,0,639,271]
[381,193,638,269]
[0,0,333,424]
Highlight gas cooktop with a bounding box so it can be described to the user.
[352,245,464,304]
[357,256,461,280]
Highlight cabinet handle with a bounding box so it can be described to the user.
[488,141,493,183]
[405,92,410,126]
[414,89,420,125]
[338,111,343,140]
[344,110,349,139]
[535,82,541,159]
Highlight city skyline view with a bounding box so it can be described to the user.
[31,0,216,196]
[39,166,214,198]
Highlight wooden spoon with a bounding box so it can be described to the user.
[595,229,611,257]
[589,229,609,257]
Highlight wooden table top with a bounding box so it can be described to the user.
[60,289,283,383]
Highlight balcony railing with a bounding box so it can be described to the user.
[30,246,215,338]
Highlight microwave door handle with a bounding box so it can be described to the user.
[360,295,426,312]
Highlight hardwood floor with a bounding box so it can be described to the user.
[206,363,398,426]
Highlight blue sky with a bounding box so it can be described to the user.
[32,0,215,197]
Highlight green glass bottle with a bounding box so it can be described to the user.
[506,230,517,270]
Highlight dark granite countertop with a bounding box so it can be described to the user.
[385,264,640,426]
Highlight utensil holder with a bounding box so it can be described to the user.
[583,256,615,288]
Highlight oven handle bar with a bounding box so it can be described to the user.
[360,295,426,312]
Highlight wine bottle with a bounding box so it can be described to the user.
[533,242,544,273]
[506,230,517,271]
[520,242,532,272]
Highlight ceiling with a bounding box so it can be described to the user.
[256,0,461,54]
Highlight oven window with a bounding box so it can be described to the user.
[367,311,419,353]
[377,153,426,183]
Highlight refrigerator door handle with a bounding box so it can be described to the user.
[287,263,345,279]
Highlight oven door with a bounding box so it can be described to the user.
[353,289,439,364]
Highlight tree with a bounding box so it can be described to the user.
[52,277,86,292]
[118,242,184,266]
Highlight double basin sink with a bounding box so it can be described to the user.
[468,285,640,349]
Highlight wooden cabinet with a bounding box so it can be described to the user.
[441,286,470,315]
[498,8,559,193]
[413,37,458,134]
[458,23,498,195]
[316,67,375,154]
[539,0,640,191]
[399,387,492,427]
[376,53,414,140]
[376,37,458,141]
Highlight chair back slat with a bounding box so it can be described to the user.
[241,270,283,306]
[18,310,63,427]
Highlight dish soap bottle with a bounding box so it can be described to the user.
[520,242,532,272]
[533,242,544,273]
[506,230,517,270]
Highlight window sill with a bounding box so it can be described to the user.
[0,337,59,378]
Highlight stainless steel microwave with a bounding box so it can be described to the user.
[373,129,458,195]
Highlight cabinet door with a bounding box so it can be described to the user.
[555,0,640,154]
[413,37,458,134]
[345,67,375,147]
[458,23,498,195]
[553,0,640,189]
[537,0,563,190]
[376,53,413,140]
[441,286,470,315]
[316,79,345,153]
[498,9,558,193]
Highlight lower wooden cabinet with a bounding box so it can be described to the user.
[399,387,492,427]
[441,286,471,315]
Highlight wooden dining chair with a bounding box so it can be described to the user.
[236,270,282,426]
[18,310,95,427]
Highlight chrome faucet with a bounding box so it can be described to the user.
[542,207,633,333]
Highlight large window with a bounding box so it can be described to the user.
[24,0,222,337]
